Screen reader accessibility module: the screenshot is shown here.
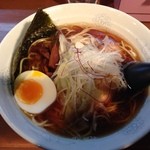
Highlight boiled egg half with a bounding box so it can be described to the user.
[14,70,57,114]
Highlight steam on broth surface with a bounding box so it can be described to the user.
[12,23,147,138]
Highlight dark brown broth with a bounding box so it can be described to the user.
[12,25,148,138]
[35,87,147,138]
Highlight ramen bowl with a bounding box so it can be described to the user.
[0,3,150,150]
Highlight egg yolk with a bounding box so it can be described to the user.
[32,71,44,77]
[15,79,43,104]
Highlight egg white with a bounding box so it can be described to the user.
[14,70,57,114]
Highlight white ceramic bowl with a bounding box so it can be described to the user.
[0,3,150,150]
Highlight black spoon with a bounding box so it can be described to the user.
[123,62,150,91]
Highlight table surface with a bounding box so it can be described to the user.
[0,0,150,150]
